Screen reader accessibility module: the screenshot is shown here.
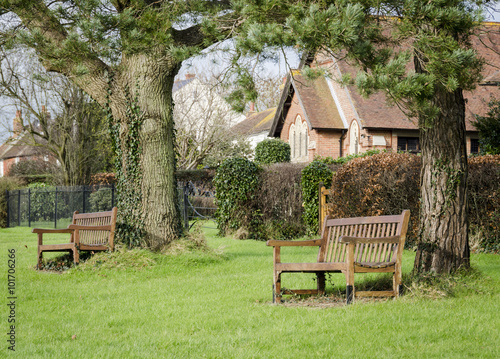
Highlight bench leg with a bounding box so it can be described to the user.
[273,272,282,304]
[73,247,79,265]
[346,285,354,304]
[393,267,402,297]
[346,243,355,304]
[317,272,325,295]
[37,249,43,270]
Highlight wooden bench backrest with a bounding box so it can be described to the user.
[72,207,118,246]
[318,211,410,264]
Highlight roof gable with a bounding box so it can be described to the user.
[291,73,346,130]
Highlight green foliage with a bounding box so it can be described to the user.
[0,177,23,228]
[301,160,334,235]
[473,99,500,155]
[27,182,69,222]
[213,157,261,237]
[89,187,113,212]
[255,139,291,165]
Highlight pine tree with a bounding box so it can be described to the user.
[234,0,495,273]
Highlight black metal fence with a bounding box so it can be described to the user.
[6,182,217,230]
[179,181,217,230]
[6,185,116,228]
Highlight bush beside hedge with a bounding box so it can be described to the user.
[301,160,334,235]
[0,177,24,228]
[213,158,261,238]
[254,139,291,165]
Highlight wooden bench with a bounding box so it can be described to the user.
[266,210,410,304]
[32,207,118,269]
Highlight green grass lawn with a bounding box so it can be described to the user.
[1,224,499,358]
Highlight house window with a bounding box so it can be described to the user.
[289,116,308,162]
[397,137,420,153]
[349,120,359,155]
[0,160,3,177]
[470,139,479,154]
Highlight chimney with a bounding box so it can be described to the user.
[185,73,195,80]
[13,110,23,137]
[249,102,255,112]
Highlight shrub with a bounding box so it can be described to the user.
[254,163,306,239]
[468,155,500,253]
[301,160,334,235]
[328,152,421,247]
[315,149,383,165]
[27,183,69,222]
[254,139,291,165]
[0,177,23,228]
[89,187,114,212]
[213,157,261,237]
[327,152,500,252]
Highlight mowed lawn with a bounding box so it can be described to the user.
[1,224,499,358]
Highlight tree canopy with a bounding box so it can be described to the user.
[0,0,496,273]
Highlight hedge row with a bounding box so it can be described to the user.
[213,158,338,240]
[327,153,500,252]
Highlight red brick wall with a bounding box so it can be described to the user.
[280,93,345,161]
[1,158,17,177]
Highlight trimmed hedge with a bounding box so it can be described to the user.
[254,139,291,165]
[327,152,500,252]
[213,158,261,238]
[254,163,306,239]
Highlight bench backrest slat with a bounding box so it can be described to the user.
[318,211,409,264]
[72,208,117,246]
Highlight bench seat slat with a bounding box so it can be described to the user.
[276,262,345,272]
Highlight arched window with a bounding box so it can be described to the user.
[349,120,359,155]
[289,116,309,162]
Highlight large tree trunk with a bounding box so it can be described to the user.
[414,83,470,274]
[109,54,182,249]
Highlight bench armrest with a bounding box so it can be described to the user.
[339,235,401,244]
[266,239,322,247]
[68,224,112,231]
[32,228,74,234]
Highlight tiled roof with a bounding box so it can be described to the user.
[271,22,500,135]
[291,73,346,130]
[232,108,276,136]
[0,133,49,160]
[335,22,500,131]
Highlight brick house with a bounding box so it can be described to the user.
[269,23,500,162]
[0,111,54,177]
